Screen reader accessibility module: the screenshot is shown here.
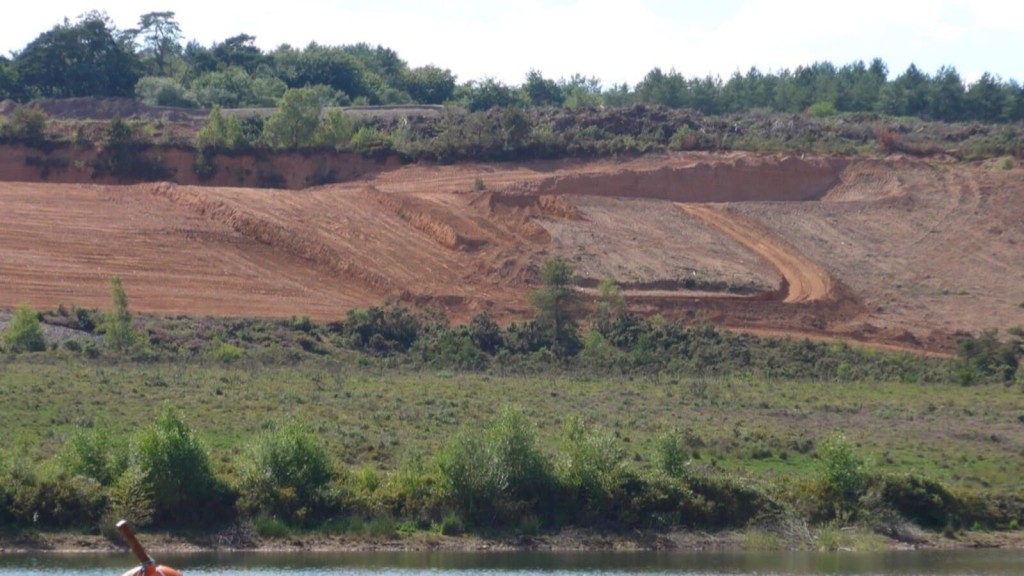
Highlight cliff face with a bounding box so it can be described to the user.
[0,143,404,189]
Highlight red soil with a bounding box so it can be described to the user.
[1,150,1022,354]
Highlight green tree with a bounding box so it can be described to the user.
[189,67,255,108]
[523,69,564,107]
[104,276,137,351]
[135,11,183,77]
[965,72,1006,122]
[14,13,140,98]
[403,65,456,104]
[272,43,370,99]
[819,432,868,504]
[3,304,45,352]
[196,106,246,149]
[262,87,322,149]
[529,256,581,356]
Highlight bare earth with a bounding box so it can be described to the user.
[1,151,1022,353]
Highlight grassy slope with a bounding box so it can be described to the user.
[2,359,1022,494]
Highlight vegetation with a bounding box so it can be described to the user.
[2,304,46,352]
[1,264,1022,542]
[1,11,1023,127]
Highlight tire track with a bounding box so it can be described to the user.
[677,203,833,304]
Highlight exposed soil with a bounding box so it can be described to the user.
[1,150,1022,354]
[4,526,1024,554]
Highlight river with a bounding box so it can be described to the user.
[0,550,1022,576]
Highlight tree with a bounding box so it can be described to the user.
[965,72,1006,122]
[262,87,322,149]
[461,78,523,111]
[136,11,183,76]
[529,256,581,356]
[3,304,45,352]
[14,13,140,98]
[523,69,564,107]
[189,67,255,108]
[929,66,965,121]
[196,106,246,149]
[403,65,456,104]
[272,43,369,99]
[104,276,137,351]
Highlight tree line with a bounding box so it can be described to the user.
[1,11,1023,123]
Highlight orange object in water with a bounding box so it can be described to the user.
[116,520,184,576]
[120,565,184,576]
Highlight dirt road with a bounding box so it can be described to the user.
[677,203,833,304]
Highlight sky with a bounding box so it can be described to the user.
[2,0,1022,88]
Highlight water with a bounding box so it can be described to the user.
[0,550,1021,576]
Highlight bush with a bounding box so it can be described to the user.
[127,410,228,526]
[235,421,336,525]
[3,304,46,353]
[0,105,48,144]
[819,433,868,505]
[135,76,195,108]
[654,429,691,480]
[556,416,623,519]
[196,106,247,150]
[57,426,126,486]
[438,406,554,525]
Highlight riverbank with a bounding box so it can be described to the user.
[4,527,1024,555]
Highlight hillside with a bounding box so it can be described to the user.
[2,150,1021,354]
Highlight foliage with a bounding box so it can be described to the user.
[438,406,554,525]
[262,88,322,149]
[57,426,126,486]
[529,256,582,356]
[128,409,227,526]
[135,76,194,107]
[13,13,140,99]
[104,276,141,352]
[3,304,46,353]
[196,106,246,150]
[556,416,623,518]
[0,106,48,144]
[955,329,1020,385]
[653,429,691,480]
[236,421,336,525]
[819,433,868,505]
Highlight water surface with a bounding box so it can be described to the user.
[0,550,1021,576]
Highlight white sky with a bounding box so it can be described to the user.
[2,0,1021,88]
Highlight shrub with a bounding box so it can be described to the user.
[103,276,145,352]
[3,304,46,353]
[263,88,322,149]
[196,106,246,150]
[235,421,336,525]
[0,105,48,144]
[135,76,195,108]
[438,406,554,525]
[654,429,691,480]
[57,426,126,486]
[128,410,227,526]
[556,416,623,518]
[819,432,868,505]
[807,101,837,118]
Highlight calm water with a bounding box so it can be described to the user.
[0,550,1021,576]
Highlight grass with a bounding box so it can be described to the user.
[1,358,1022,493]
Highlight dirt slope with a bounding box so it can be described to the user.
[1,152,1021,353]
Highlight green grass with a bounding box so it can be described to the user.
[1,358,1022,493]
